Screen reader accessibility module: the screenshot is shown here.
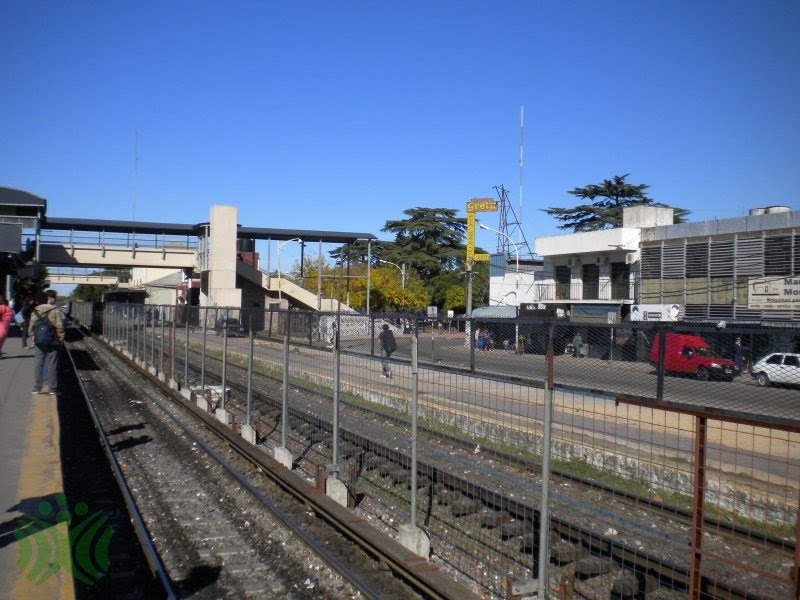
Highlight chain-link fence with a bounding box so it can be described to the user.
[78,303,800,598]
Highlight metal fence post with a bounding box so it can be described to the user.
[538,322,555,599]
[688,415,708,599]
[656,324,666,400]
[246,313,254,429]
[410,325,419,526]
[126,305,132,353]
[170,308,176,383]
[370,313,375,356]
[159,307,165,375]
[221,307,228,411]
[281,317,290,449]
[150,306,156,367]
[184,307,190,389]
[200,306,207,390]
[332,313,341,476]
[469,316,476,373]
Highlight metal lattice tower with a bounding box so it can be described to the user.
[494,184,533,259]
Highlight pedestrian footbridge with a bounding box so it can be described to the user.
[1,187,375,311]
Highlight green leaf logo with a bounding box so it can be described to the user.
[13,494,115,586]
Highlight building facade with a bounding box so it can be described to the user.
[639,207,799,322]
[529,205,799,323]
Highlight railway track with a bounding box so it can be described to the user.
[67,326,470,599]
[70,314,799,599]
[156,329,796,599]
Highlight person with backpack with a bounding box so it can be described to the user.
[377,323,397,379]
[28,290,65,395]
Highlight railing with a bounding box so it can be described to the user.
[48,266,131,282]
[534,279,639,301]
[38,229,198,250]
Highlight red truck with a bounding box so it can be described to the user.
[649,333,736,381]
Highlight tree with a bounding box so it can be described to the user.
[323,207,488,313]
[72,284,110,302]
[542,174,690,232]
[12,264,49,300]
[381,208,467,278]
[327,240,390,266]
[369,266,429,312]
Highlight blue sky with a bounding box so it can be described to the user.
[2,1,799,271]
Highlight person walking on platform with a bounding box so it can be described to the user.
[378,323,397,378]
[18,295,35,348]
[28,290,65,395]
[0,297,12,358]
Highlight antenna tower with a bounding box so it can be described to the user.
[494,184,533,259]
[132,129,139,221]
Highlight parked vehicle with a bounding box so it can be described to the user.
[214,318,246,337]
[648,333,736,381]
[751,352,800,387]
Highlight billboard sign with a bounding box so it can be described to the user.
[0,223,22,254]
[630,304,682,322]
[748,276,800,310]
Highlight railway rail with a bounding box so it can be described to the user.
[81,320,797,599]
[66,325,471,599]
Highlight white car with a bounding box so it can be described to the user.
[751,352,800,387]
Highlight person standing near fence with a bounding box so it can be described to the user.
[733,336,744,376]
[378,323,397,378]
[572,332,583,358]
[28,290,65,395]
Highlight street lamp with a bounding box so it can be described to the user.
[479,224,519,304]
[277,238,302,300]
[378,259,406,289]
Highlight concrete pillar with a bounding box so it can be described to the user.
[241,424,256,444]
[274,447,293,469]
[399,524,430,558]
[326,478,348,507]
[206,205,242,309]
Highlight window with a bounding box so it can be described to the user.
[686,242,708,278]
[663,244,685,279]
[766,354,782,365]
[641,246,661,278]
[610,262,630,299]
[555,266,570,299]
[710,240,734,277]
[784,355,799,367]
[582,264,599,299]
[765,236,791,276]
[736,236,763,276]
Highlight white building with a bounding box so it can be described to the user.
[530,206,674,321]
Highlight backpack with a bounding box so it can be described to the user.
[384,331,397,353]
[33,312,56,349]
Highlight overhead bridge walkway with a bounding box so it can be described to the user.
[38,235,346,310]
[2,191,374,311]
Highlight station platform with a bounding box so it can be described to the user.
[0,333,75,600]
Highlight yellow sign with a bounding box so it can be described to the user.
[467,198,498,213]
[466,199,496,268]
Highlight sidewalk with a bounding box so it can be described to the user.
[0,332,74,600]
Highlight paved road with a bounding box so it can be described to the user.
[334,331,800,425]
